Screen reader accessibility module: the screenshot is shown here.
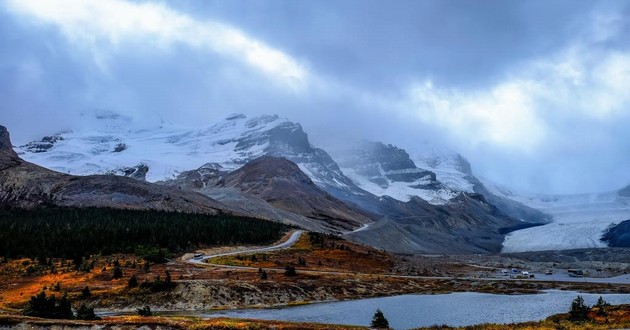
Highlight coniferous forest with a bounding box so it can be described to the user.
[0,207,290,259]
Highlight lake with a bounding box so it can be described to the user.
[198,291,629,329]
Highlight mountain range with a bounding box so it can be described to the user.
[3,112,564,253]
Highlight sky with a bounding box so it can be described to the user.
[1,0,630,194]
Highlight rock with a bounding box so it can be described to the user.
[601,220,630,247]
[0,125,18,159]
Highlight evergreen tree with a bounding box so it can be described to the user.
[24,291,75,319]
[595,296,609,316]
[284,265,297,277]
[164,270,172,288]
[76,304,100,320]
[0,207,289,260]
[370,308,389,329]
[23,291,54,318]
[569,295,590,321]
[80,286,91,298]
[127,274,139,288]
[112,266,123,279]
[137,305,152,317]
[260,270,268,280]
[54,293,74,319]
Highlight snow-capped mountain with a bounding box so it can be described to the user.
[17,111,357,194]
[411,146,476,193]
[329,141,460,205]
[485,180,630,252]
[14,111,549,253]
[0,125,231,214]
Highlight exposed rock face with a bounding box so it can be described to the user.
[0,125,18,159]
[346,193,520,254]
[109,164,150,181]
[601,220,630,247]
[21,135,64,153]
[618,185,630,198]
[164,157,373,232]
[336,141,437,187]
[331,141,454,204]
[217,156,371,231]
[0,126,231,214]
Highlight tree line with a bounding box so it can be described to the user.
[0,207,289,259]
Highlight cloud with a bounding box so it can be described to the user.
[5,0,309,90]
[1,0,630,194]
[403,43,630,154]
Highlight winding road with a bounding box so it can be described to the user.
[186,230,304,266]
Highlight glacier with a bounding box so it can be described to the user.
[486,181,630,252]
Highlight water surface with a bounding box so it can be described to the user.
[201,291,629,329]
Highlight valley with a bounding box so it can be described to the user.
[1,119,629,329]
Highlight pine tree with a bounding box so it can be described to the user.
[76,303,100,320]
[165,270,172,288]
[137,305,152,317]
[80,286,91,298]
[569,295,590,321]
[595,296,609,316]
[284,265,297,277]
[127,274,138,288]
[370,308,390,329]
[53,293,74,319]
[260,270,268,280]
[112,266,123,279]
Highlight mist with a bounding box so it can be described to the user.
[1,0,630,194]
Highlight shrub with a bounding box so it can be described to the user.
[284,266,297,277]
[137,306,152,317]
[80,286,91,298]
[76,304,100,320]
[127,275,138,288]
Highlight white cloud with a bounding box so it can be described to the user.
[5,0,309,90]
[406,79,547,152]
[403,44,630,153]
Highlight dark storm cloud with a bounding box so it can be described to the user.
[173,0,597,90]
[0,0,629,194]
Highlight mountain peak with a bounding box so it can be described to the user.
[0,125,18,159]
[225,113,247,121]
[218,155,370,230]
[224,155,312,186]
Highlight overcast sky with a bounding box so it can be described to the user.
[1,0,630,194]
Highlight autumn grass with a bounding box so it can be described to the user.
[209,232,395,274]
[413,304,630,330]
[0,313,365,329]
[0,255,171,310]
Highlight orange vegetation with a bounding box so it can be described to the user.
[0,256,171,310]
[210,232,395,274]
[0,314,364,329]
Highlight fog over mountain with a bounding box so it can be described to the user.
[1,0,630,194]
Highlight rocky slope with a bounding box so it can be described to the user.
[346,193,521,253]
[164,157,373,232]
[0,125,230,214]
[330,141,458,205]
[216,156,371,231]
[601,220,630,247]
[329,140,548,223]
